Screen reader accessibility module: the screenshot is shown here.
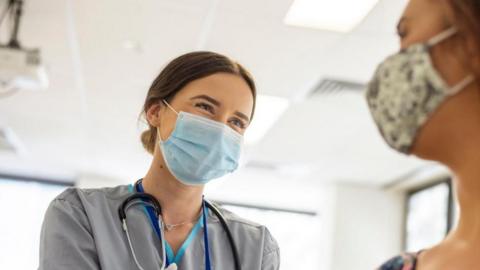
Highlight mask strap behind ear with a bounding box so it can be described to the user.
[447,75,476,96]
[158,100,179,144]
[427,27,457,47]
[162,100,179,115]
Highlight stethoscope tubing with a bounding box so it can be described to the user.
[118,183,241,270]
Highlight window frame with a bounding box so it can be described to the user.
[215,200,317,216]
[0,172,74,187]
[0,172,74,270]
[402,177,454,250]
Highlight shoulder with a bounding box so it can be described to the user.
[212,203,266,232]
[210,203,279,254]
[53,185,131,206]
[378,253,418,270]
[46,185,131,220]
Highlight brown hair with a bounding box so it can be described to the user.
[140,51,257,154]
[447,0,480,77]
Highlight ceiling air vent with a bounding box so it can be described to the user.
[309,78,366,96]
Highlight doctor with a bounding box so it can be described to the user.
[39,51,280,270]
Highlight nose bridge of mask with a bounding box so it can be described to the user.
[180,112,243,143]
[162,99,243,142]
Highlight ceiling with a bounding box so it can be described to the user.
[0,0,430,194]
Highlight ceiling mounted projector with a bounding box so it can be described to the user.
[0,45,48,90]
[0,0,48,92]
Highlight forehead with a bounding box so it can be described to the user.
[402,0,449,24]
[173,73,254,112]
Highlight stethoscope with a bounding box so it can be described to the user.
[118,179,241,270]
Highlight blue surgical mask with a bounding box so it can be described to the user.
[158,100,243,185]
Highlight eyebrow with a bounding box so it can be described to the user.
[190,95,221,106]
[234,111,251,123]
[190,94,251,123]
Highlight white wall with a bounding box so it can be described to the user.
[212,169,408,270]
[76,172,129,188]
[328,184,404,270]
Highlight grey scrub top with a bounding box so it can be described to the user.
[38,185,280,270]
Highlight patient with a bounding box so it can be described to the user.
[364,0,480,269]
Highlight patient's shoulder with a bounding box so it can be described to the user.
[378,252,418,270]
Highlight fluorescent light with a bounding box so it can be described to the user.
[245,95,290,145]
[284,0,379,32]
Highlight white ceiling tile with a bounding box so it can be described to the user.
[0,0,419,187]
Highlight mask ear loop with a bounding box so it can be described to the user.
[162,100,179,115]
[157,100,179,144]
[427,27,458,47]
[447,75,476,96]
[426,28,477,96]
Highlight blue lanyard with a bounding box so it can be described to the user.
[202,199,211,269]
[135,181,212,270]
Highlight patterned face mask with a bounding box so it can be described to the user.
[366,27,475,154]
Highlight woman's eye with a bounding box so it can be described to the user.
[195,102,215,114]
[230,118,246,129]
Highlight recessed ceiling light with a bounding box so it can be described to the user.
[284,0,380,33]
[122,40,143,53]
[245,95,290,145]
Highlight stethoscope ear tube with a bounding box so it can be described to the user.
[119,192,166,270]
[204,200,242,270]
[118,193,162,221]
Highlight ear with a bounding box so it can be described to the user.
[146,103,165,127]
